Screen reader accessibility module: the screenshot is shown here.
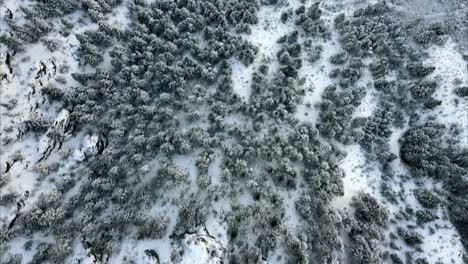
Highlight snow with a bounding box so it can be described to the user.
[352,66,378,119]
[1,1,468,263]
[1,136,39,192]
[205,214,228,248]
[178,240,211,263]
[108,228,225,264]
[295,37,339,124]
[331,145,379,210]
[295,2,367,124]
[381,175,466,263]
[231,4,291,100]
[247,5,291,62]
[352,89,378,119]
[207,154,222,185]
[108,0,132,30]
[277,188,302,231]
[0,2,95,238]
[230,59,255,100]
[416,220,465,263]
[385,116,466,263]
[172,154,199,192]
[107,236,173,264]
[423,38,468,146]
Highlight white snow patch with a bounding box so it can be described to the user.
[172,154,198,192]
[230,60,255,100]
[295,39,339,124]
[108,236,173,264]
[205,214,228,249]
[331,145,380,210]
[108,1,131,30]
[417,220,465,264]
[277,189,302,231]
[231,4,291,100]
[178,229,224,264]
[424,38,468,146]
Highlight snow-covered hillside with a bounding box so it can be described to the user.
[1,0,467,263]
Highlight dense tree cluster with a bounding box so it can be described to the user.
[454,86,468,97]
[1,0,467,263]
[226,203,284,262]
[216,119,347,262]
[334,2,413,61]
[396,227,423,247]
[317,85,366,144]
[0,0,261,261]
[0,0,123,52]
[246,31,305,119]
[76,22,120,65]
[330,12,460,256]
[82,0,121,22]
[413,188,440,209]
[295,193,343,263]
[400,122,468,251]
[413,20,453,45]
[348,193,389,264]
[2,0,342,262]
[295,2,327,37]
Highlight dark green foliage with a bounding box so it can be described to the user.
[76,22,117,65]
[400,121,468,251]
[285,234,308,264]
[173,198,208,236]
[296,2,326,37]
[374,79,395,92]
[329,51,348,65]
[349,234,382,264]
[364,102,399,141]
[415,210,438,224]
[266,161,299,189]
[352,193,388,226]
[334,2,409,59]
[415,258,429,264]
[414,189,440,209]
[410,80,438,99]
[370,59,389,79]
[400,122,447,177]
[83,0,120,22]
[3,0,466,262]
[307,45,322,62]
[30,242,52,264]
[414,21,452,45]
[41,84,64,100]
[317,85,366,143]
[239,42,258,66]
[448,193,468,251]
[397,227,423,246]
[135,215,169,239]
[454,86,468,97]
[247,33,305,118]
[0,0,79,50]
[380,182,398,204]
[406,62,435,78]
[256,229,279,257]
[0,192,17,207]
[0,254,21,264]
[348,193,389,264]
[353,1,389,16]
[390,253,404,264]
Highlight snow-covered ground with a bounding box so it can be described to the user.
[1,0,467,263]
[424,39,468,146]
[231,3,292,100]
